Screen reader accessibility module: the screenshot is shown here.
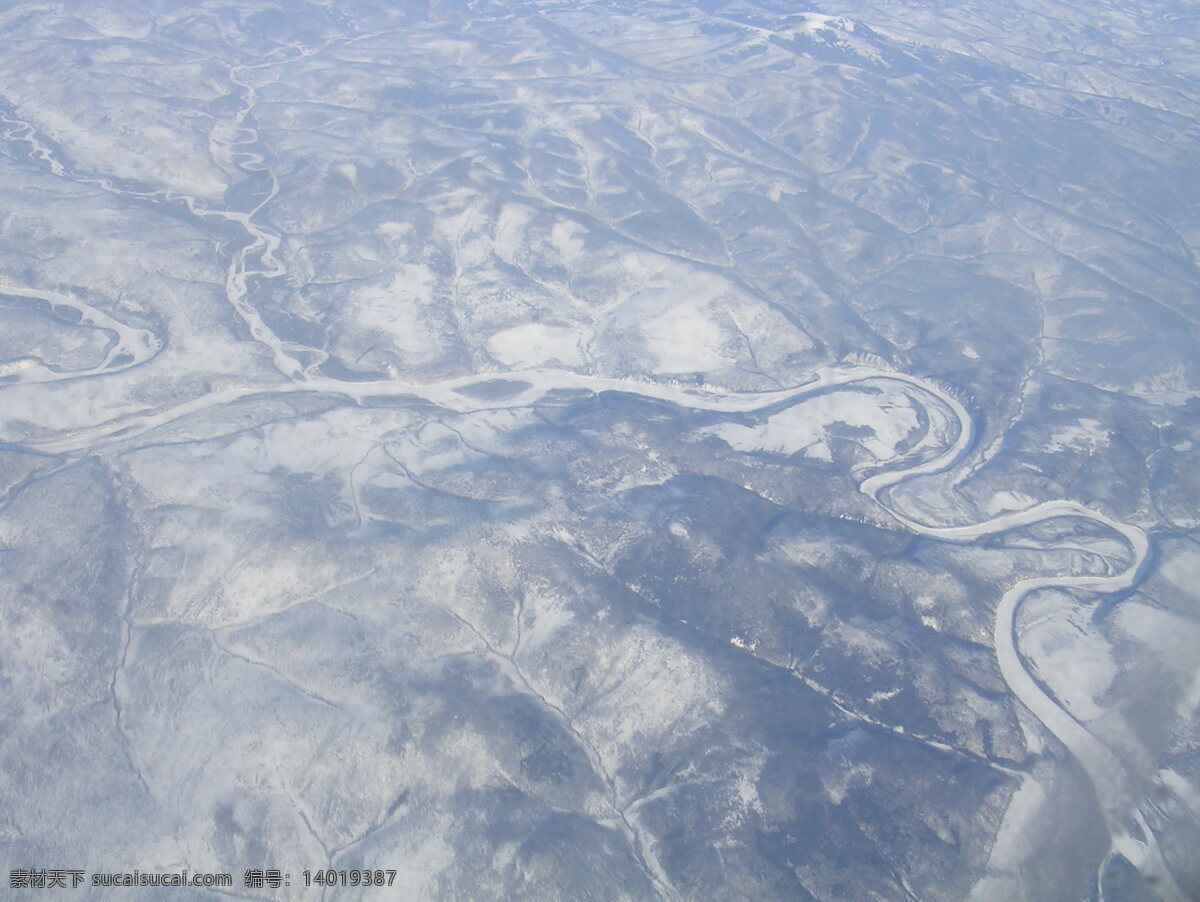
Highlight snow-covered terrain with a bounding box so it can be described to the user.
[1,1,1198,900]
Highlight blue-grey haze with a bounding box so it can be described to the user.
[0,1,1198,900]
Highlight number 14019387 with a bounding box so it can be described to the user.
[303,869,397,887]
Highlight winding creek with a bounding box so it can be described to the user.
[0,66,1184,899]
[7,354,1179,895]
